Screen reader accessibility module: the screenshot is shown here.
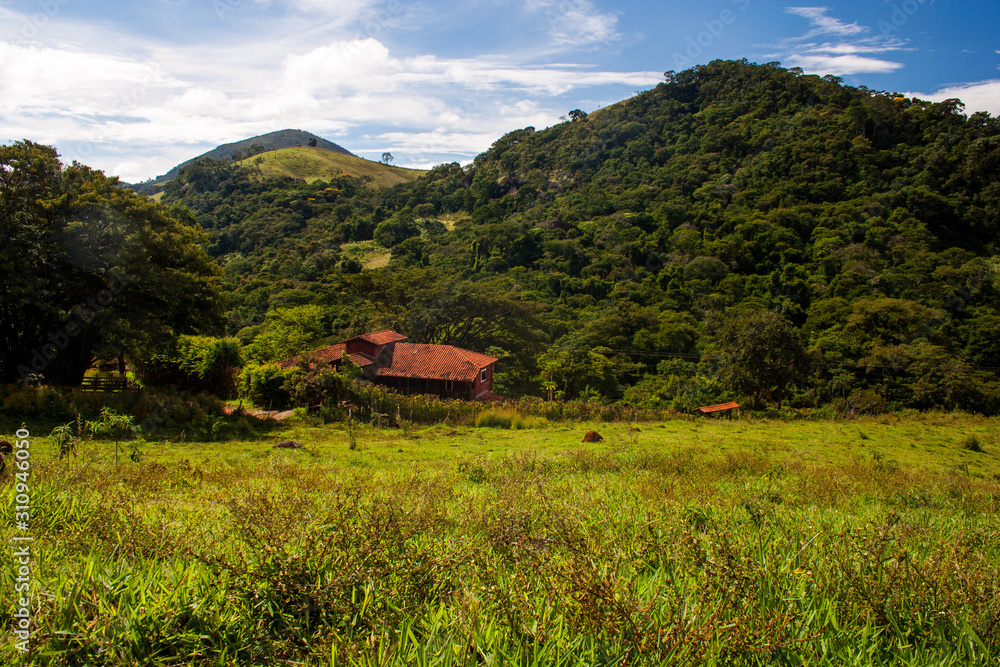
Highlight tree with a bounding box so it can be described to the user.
[0,141,224,385]
[242,305,327,364]
[308,137,318,148]
[717,310,808,410]
[381,152,394,165]
[373,211,420,248]
[86,407,142,465]
[568,109,588,121]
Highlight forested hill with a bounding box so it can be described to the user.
[168,59,1000,414]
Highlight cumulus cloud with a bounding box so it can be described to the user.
[910,80,1000,117]
[0,24,660,181]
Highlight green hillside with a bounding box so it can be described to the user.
[125,129,357,194]
[160,59,1000,414]
[238,146,424,187]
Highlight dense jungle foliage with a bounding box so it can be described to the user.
[0,141,223,386]
[159,59,1000,413]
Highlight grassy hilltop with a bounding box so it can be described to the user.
[238,146,425,188]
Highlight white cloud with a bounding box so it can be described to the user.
[910,80,1000,116]
[790,54,905,75]
[785,7,865,38]
[802,42,909,56]
[0,23,660,181]
[0,42,175,115]
[525,0,620,47]
[779,6,906,76]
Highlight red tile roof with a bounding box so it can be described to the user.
[695,401,740,414]
[276,344,374,369]
[350,330,408,346]
[374,343,497,382]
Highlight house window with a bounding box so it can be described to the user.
[445,380,454,391]
[481,369,488,383]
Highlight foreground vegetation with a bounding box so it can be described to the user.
[2,414,998,665]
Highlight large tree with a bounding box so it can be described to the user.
[0,141,224,385]
[717,310,808,410]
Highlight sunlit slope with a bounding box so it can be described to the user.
[238,146,425,187]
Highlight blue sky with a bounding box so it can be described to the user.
[1,0,998,181]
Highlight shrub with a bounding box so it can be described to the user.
[475,408,515,429]
[834,388,889,417]
[475,409,547,429]
[962,435,985,453]
[135,336,242,397]
[511,413,547,429]
[240,364,293,409]
[1,385,72,421]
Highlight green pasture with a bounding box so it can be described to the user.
[237,147,425,188]
[1,414,998,665]
[97,412,1000,478]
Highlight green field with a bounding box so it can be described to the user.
[338,240,392,270]
[238,147,425,187]
[2,414,999,665]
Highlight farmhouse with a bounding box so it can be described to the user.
[277,330,502,401]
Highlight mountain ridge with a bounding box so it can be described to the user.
[126,129,355,194]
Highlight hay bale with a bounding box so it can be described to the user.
[582,431,603,443]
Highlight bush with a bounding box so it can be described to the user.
[475,409,547,430]
[0,384,231,436]
[476,408,515,429]
[2,385,72,421]
[135,336,242,397]
[834,389,889,417]
[962,435,985,453]
[240,365,293,409]
[282,361,354,409]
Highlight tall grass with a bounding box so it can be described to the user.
[1,438,998,665]
[340,384,676,427]
[474,408,547,429]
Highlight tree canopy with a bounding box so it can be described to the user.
[717,310,808,410]
[0,141,224,384]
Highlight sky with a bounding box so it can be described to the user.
[1,0,998,182]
